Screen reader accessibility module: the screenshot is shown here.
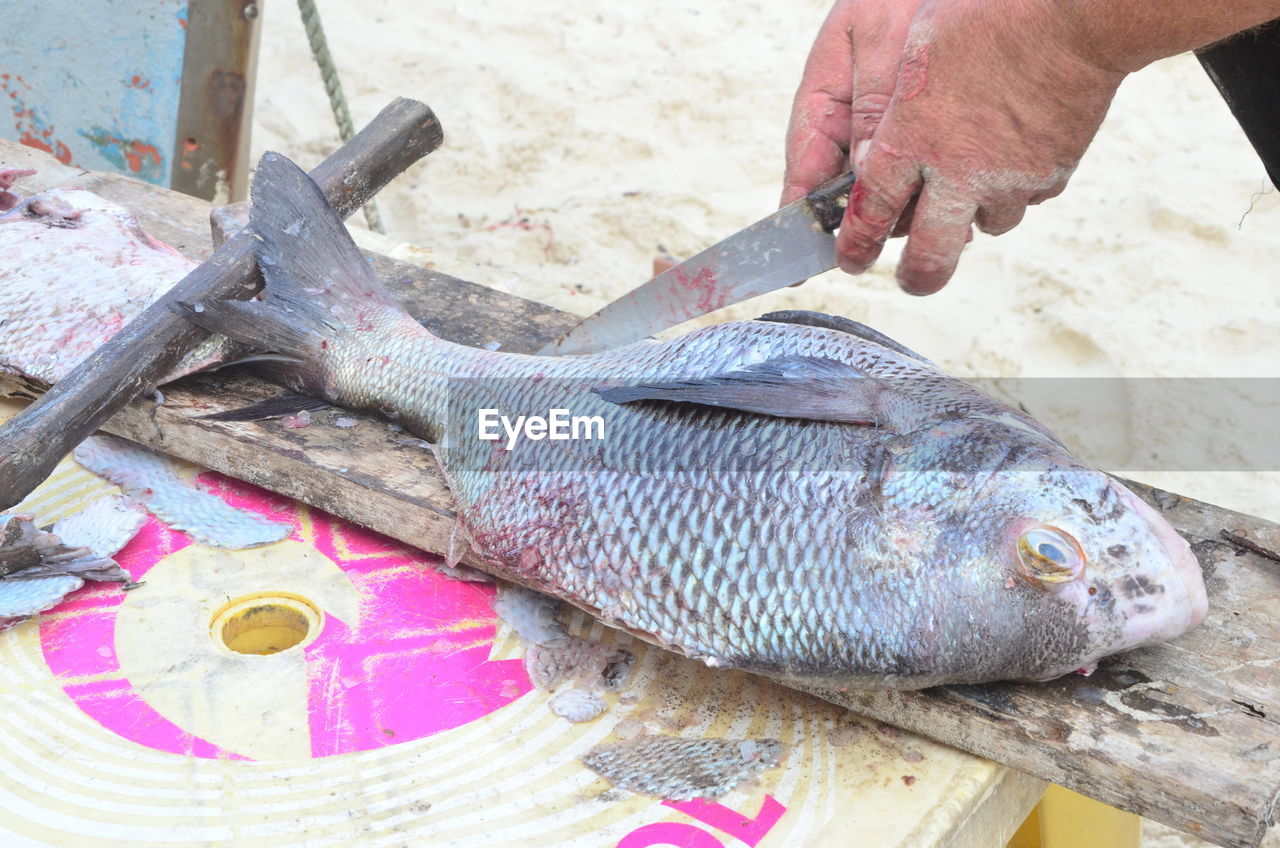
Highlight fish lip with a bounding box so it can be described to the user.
[1113,481,1209,630]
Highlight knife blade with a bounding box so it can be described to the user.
[539,170,856,355]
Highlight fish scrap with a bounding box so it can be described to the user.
[73,435,291,550]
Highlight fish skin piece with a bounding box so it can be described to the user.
[52,495,147,558]
[0,182,237,387]
[582,735,784,800]
[73,435,291,550]
[0,573,84,618]
[548,688,607,723]
[0,512,130,583]
[191,153,1206,688]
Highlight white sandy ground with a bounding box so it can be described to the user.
[250,3,1280,846]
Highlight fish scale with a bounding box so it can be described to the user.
[169,153,1209,688]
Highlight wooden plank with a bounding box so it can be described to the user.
[171,0,263,202]
[2,141,1277,848]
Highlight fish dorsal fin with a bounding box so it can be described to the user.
[757,310,932,364]
[595,355,923,429]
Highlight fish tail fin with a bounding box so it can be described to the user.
[176,152,414,397]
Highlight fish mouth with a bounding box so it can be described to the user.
[1113,482,1209,634]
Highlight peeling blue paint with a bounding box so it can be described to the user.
[0,1,189,185]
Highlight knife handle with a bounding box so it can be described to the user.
[805,170,857,232]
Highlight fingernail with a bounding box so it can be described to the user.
[838,256,870,275]
[897,273,943,297]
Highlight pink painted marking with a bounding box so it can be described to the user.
[38,474,532,759]
[661,796,787,847]
[39,518,240,758]
[618,823,724,848]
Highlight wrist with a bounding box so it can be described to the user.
[1042,0,1280,74]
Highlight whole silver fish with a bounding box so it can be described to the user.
[190,154,1203,686]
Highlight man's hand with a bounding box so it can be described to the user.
[782,0,922,209]
[784,0,1126,294]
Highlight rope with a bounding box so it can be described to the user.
[296,0,386,234]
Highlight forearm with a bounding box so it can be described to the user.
[1051,0,1280,72]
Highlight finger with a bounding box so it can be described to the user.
[890,195,919,238]
[847,2,916,152]
[834,144,922,273]
[974,202,1027,236]
[895,186,978,295]
[1029,181,1067,205]
[782,2,856,205]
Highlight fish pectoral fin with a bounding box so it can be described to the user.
[594,355,917,428]
[197,392,332,422]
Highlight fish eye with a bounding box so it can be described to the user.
[1017,526,1085,587]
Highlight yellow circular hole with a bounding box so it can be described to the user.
[210,593,323,656]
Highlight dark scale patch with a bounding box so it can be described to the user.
[1117,574,1165,599]
[1060,476,1125,523]
[1106,543,1129,558]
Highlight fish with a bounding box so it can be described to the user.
[173,152,1209,689]
[0,178,235,389]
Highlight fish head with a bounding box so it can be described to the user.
[0,188,183,256]
[970,450,1208,681]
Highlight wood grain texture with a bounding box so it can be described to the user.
[2,140,1276,848]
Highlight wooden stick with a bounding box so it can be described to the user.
[0,97,443,510]
[1221,529,1280,564]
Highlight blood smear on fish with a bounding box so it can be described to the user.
[72,435,291,549]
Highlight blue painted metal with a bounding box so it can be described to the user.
[0,1,190,185]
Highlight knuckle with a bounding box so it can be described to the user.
[849,94,892,138]
[974,201,1028,235]
[849,92,893,121]
[848,182,902,228]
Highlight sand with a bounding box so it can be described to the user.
[251,3,1279,845]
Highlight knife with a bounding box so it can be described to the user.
[539,170,856,355]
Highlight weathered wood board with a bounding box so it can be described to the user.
[3,141,1278,848]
